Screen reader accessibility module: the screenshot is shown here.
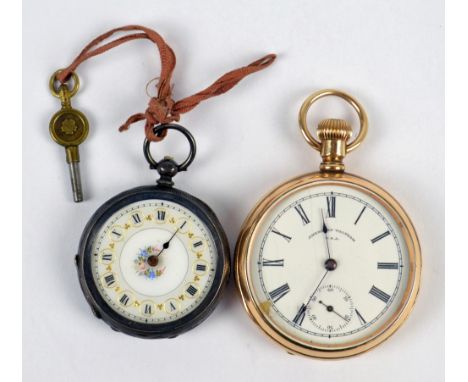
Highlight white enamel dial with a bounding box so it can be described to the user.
[248,184,410,346]
[91,200,217,324]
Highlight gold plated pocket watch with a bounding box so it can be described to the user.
[235,89,421,358]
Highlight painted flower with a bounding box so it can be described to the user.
[134,245,166,280]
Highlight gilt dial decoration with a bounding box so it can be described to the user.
[77,185,230,339]
[90,200,217,324]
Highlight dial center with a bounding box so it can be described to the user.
[147,255,159,267]
[324,258,338,271]
[120,228,189,296]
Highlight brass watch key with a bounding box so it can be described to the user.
[49,70,89,202]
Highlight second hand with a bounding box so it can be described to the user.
[318,300,350,322]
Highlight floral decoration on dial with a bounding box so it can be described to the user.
[134,245,167,280]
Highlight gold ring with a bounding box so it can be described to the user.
[49,69,80,98]
[298,89,368,153]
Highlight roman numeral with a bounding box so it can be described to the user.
[101,253,113,263]
[164,299,179,313]
[371,230,390,244]
[326,196,336,218]
[103,273,115,287]
[156,210,166,221]
[119,294,130,306]
[271,228,292,242]
[262,259,284,267]
[193,240,203,248]
[354,206,366,225]
[186,285,198,296]
[294,204,310,225]
[355,309,367,325]
[369,285,391,303]
[196,264,207,272]
[111,230,121,238]
[131,213,141,224]
[144,304,152,315]
[269,283,290,303]
[292,304,307,326]
[377,262,399,270]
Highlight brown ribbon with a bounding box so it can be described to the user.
[57,25,276,141]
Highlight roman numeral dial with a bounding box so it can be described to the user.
[262,259,284,267]
[294,204,310,225]
[90,200,219,325]
[293,304,307,326]
[377,262,399,270]
[354,206,366,225]
[369,285,391,303]
[141,301,155,317]
[326,195,336,218]
[271,228,292,242]
[254,187,407,345]
[371,231,391,244]
[269,283,290,303]
[118,291,134,307]
[355,309,367,325]
[130,212,142,226]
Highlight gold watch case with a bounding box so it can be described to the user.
[235,171,421,358]
[234,89,421,358]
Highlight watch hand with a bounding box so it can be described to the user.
[159,220,187,254]
[332,309,349,322]
[321,209,328,234]
[293,271,328,325]
[305,270,329,307]
[318,300,349,322]
[147,221,187,266]
[292,270,328,325]
[321,209,331,260]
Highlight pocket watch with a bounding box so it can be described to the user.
[235,89,421,358]
[76,124,230,338]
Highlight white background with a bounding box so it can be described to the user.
[23,1,444,381]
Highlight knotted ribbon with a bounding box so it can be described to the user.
[56,25,276,141]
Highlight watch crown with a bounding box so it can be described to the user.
[317,119,353,141]
[316,119,353,173]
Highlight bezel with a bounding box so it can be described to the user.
[235,172,421,358]
[77,185,230,339]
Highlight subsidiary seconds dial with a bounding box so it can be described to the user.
[307,284,354,333]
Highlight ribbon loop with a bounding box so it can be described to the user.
[57,25,276,141]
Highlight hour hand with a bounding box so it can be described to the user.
[321,209,328,234]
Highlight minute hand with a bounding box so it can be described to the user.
[321,209,332,260]
[305,270,328,306]
[156,221,187,257]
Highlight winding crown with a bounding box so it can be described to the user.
[317,119,353,141]
[316,118,352,173]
